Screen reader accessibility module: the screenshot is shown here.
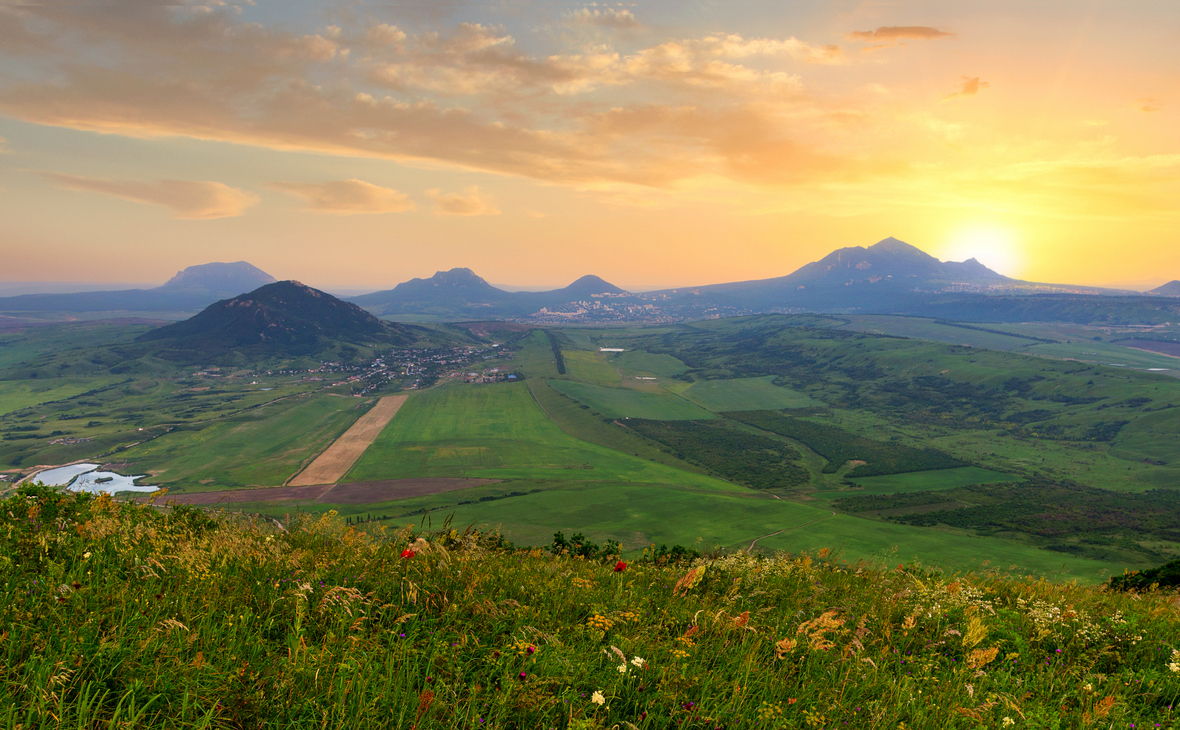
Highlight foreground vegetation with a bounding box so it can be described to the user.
[7,486,1180,729]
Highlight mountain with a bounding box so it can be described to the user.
[669,237,1011,309]
[350,269,628,317]
[0,262,276,315]
[1150,281,1180,297]
[138,281,418,358]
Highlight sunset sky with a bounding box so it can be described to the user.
[1,0,1177,292]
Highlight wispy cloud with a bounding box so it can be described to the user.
[426,186,499,216]
[45,173,258,219]
[946,76,989,98]
[1138,97,1162,112]
[268,179,415,214]
[847,26,955,42]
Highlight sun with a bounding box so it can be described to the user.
[940,227,1023,277]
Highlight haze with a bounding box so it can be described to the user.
[0,0,1176,290]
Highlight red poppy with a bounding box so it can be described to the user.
[614,560,627,572]
[401,549,416,559]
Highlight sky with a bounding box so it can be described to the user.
[0,0,1177,292]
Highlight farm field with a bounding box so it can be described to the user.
[837,315,1039,351]
[548,380,716,420]
[116,393,366,491]
[289,395,407,486]
[0,376,123,416]
[612,350,688,377]
[680,375,821,411]
[836,465,1019,496]
[1021,341,1180,372]
[559,350,620,384]
[345,382,736,489]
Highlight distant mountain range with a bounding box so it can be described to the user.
[137,281,421,360]
[6,240,1180,326]
[0,262,275,313]
[349,269,626,317]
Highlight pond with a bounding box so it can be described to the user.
[31,463,159,494]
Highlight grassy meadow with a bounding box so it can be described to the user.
[548,380,717,421]
[344,382,734,489]
[6,486,1179,729]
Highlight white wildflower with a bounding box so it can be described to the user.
[1002,718,1015,727]
[591,691,605,706]
[631,656,645,668]
[617,664,627,673]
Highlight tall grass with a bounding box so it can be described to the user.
[4,485,1180,728]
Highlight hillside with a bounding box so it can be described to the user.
[0,261,276,314]
[351,269,629,318]
[1151,281,1180,297]
[6,485,1179,728]
[138,280,419,358]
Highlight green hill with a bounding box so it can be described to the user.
[6,485,1180,728]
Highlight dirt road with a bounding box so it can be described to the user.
[288,395,407,486]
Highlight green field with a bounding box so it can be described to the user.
[838,315,1040,351]
[346,382,734,487]
[559,350,620,384]
[837,465,1018,496]
[118,393,366,491]
[0,377,123,416]
[613,350,689,377]
[1022,341,1180,371]
[548,380,716,420]
[681,376,820,411]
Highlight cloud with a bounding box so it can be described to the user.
[847,26,955,42]
[568,8,642,29]
[45,173,258,219]
[946,76,988,98]
[1138,97,1162,112]
[268,179,415,214]
[0,134,8,154]
[426,186,500,216]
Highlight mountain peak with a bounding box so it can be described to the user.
[561,275,627,296]
[428,268,491,287]
[868,237,937,260]
[160,261,276,295]
[137,280,409,356]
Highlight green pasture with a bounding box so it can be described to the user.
[0,376,122,416]
[559,350,620,384]
[0,321,152,371]
[613,350,689,377]
[1022,341,1180,371]
[304,477,1130,582]
[681,376,821,412]
[118,393,366,491]
[838,315,1038,352]
[548,380,716,420]
[834,465,1018,497]
[345,382,736,489]
[754,513,1126,583]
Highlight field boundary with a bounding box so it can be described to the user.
[289,395,408,486]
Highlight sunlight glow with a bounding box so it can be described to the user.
[940,227,1024,278]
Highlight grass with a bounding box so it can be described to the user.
[680,376,820,412]
[613,351,689,378]
[0,376,124,417]
[116,393,367,491]
[549,381,716,421]
[344,382,733,489]
[1022,341,1180,372]
[6,486,1177,728]
[561,351,621,384]
[835,466,1018,496]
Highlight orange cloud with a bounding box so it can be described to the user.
[568,8,641,29]
[946,76,989,98]
[1139,97,1162,112]
[847,26,955,41]
[45,173,258,219]
[268,179,415,214]
[426,186,500,216]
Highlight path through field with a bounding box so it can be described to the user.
[289,395,407,486]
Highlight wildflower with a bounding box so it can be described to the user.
[617,665,627,673]
[591,691,605,706]
[630,656,645,668]
[401,549,416,559]
[614,560,627,572]
[71,582,82,590]
[83,552,91,559]
[1002,718,1015,727]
